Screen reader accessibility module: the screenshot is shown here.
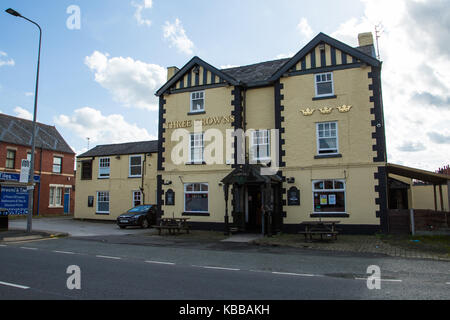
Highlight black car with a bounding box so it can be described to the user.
[116,205,157,229]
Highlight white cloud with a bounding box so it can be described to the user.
[14,106,33,120]
[163,18,195,55]
[132,0,152,27]
[0,51,15,67]
[332,0,450,171]
[85,51,166,111]
[220,65,238,69]
[54,107,157,146]
[275,53,294,60]
[297,18,313,39]
[25,92,34,97]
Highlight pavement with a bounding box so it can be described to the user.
[1,233,449,300]
[0,229,67,242]
[0,216,449,300]
[221,234,263,243]
[7,216,155,237]
[3,216,449,261]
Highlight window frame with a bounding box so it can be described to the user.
[129,155,143,178]
[49,185,63,208]
[132,190,142,207]
[184,183,209,214]
[316,122,339,156]
[98,157,111,179]
[314,72,334,98]
[312,179,346,214]
[250,129,271,162]
[6,149,16,169]
[189,133,204,164]
[81,160,93,180]
[190,91,205,113]
[96,191,110,214]
[52,156,63,174]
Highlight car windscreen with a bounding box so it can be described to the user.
[128,205,152,213]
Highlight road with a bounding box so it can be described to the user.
[0,235,449,300]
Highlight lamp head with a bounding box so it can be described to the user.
[5,8,22,17]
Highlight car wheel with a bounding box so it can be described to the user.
[141,218,149,229]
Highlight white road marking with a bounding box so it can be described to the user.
[0,245,7,247]
[145,261,176,266]
[96,255,121,260]
[20,247,38,250]
[446,282,450,285]
[0,281,30,290]
[53,250,75,255]
[355,277,402,282]
[272,272,316,277]
[193,265,240,271]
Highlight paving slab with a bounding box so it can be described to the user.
[221,234,264,243]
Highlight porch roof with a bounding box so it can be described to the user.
[221,164,282,185]
[387,163,450,185]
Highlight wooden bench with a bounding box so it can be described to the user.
[298,231,339,242]
[152,218,190,235]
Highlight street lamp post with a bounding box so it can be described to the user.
[6,8,42,233]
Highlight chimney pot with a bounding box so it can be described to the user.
[358,32,374,47]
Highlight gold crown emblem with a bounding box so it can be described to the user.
[300,108,315,116]
[319,107,333,115]
[337,105,352,113]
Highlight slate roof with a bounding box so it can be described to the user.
[221,58,290,85]
[356,45,376,58]
[0,113,74,154]
[78,140,158,158]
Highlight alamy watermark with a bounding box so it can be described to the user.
[366,265,381,290]
[66,5,81,30]
[170,121,280,175]
[66,265,81,290]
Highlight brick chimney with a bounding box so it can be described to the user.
[357,32,376,58]
[167,66,180,81]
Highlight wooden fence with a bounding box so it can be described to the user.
[388,209,450,234]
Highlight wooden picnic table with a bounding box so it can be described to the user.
[298,220,340,242]
[153,217,190,235]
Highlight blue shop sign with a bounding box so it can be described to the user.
[0,186,29,215]
[0,172,40,183]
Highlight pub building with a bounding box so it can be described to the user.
[155,31,393,235]
[156,33,387,235]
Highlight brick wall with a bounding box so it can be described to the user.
[0,142,75,216]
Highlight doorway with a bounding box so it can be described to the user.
[246,185,262,232]
[63,187,71,214]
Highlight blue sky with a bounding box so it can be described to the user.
[0,0,449,171]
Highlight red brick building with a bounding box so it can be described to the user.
[0,114,75,216]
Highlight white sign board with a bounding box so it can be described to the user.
[19,159,31,184]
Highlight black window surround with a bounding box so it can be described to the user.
[314,154,342,159]
[187,111,206,116]
[312,95,337,101]
[185,161,207,165]
[182,212,210,217]
[310,213,349,218]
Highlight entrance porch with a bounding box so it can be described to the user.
[221,164,282,236]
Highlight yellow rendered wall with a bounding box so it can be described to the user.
[160,65,383,226]
[74,153,158,220]
[283,166,380,225]
[411,184,449,211]
[160,171,231,222]
[281,66,377,167]
[162,86,235,172]
[280,65,381,225]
